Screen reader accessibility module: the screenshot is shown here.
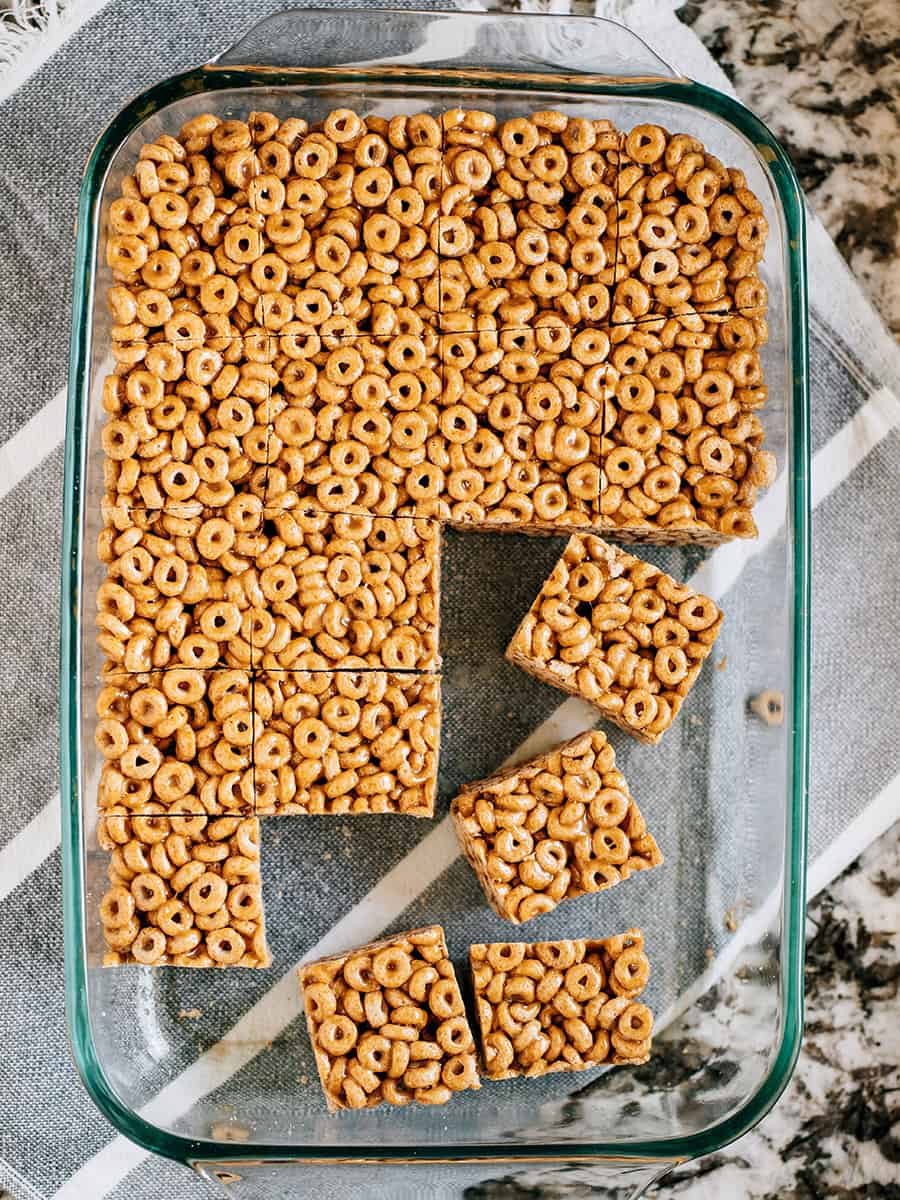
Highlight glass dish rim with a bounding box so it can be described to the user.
[60,35,811,1170]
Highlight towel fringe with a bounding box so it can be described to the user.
[0,0,112,103]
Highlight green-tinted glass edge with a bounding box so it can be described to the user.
[60,65,810,1170]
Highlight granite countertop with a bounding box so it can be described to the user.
[655,2,900,1194]
[682,0,900,343]
[653,830,900,1198]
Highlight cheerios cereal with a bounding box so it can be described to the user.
[101,337,274,516]
[95,669,256,816]
[262,334,446,520]
[252,669,440,816]
[507,534,723,742]
[97,812,269,968]
[600,313,773,542]
[612,124,768,325]
[470,930,653,1079]
[248,508,440,671]
[451,730,662,924]
[299,925,479,1109]
[96,506,265,672]
[96,105,770,973]
[437,110,621,333]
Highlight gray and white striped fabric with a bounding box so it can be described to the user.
[0,1,898,1198]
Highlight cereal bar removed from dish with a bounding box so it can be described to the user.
[451,730,662,924]
[299,925,479,1110]
[97,813,269,967]
[470,931,653,1079]
[507,534,723,742]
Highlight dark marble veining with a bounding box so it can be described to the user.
[650,826,900,1198]
[680,0,900,341]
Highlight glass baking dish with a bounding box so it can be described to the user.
[60,9,810,1197]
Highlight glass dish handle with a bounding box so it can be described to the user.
[195,1157,676,1198]
[214,8,682,81]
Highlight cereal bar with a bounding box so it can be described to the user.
[263,334,447,522]
[252,508,440,672]
[507,534,723,742]
[299,925,479,1110]
[612,124,768,325]
[600,316,775,544]
[97,504,264,672]
[437,112,621,333]
[470,931,653,1079]
[98,813,269,967]
[100,338,273,518]
[96,669,255,816]
[437,328,602,533]
[253,670,441,816]
[451,730,662,924]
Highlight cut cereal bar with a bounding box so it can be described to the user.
[299,925,479,1110]
[100,339,274,519]
[506,534,723,742]
[262,334,447,522]
[95,668,255,816]
[600,324,774,545]
[97,504,264,673]
[436,326,603,534]
[437,113,621,332]
[470,930,653,1079]
[253,670,441,816]
[612,124,768,325]
[451,729,662,924]
[97,813,269,968]
[253,508,440,673]
[93,106,771,975]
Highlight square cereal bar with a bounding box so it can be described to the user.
[97,503,266,672]
[247,108,443,341]
[97,812,269,968]
[263,334,445,521]
[299,925,479,1110]
[437,112,621,333]
[436,328,603,534]
[470,930,653,1080]
[100,339,274,516]
[451,729,661,924]
[507,534,723,742]
[612,123,768,326]
[600,330,774,545]
[253,670,441,816]
[253,508,440,672]
[96,668,255,816]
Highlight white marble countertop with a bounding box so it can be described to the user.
[650,829,900,1198]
